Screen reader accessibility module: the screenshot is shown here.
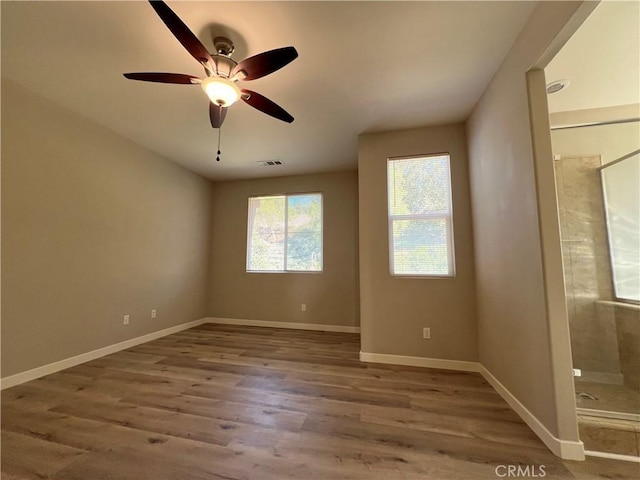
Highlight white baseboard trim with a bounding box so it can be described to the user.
[359,351,481,372]
[584,450,640,463]
[357,351,585,461]
[0,317,586,462]
[479,365,585,461]
[207,317,361,334]
[0,317,210,390]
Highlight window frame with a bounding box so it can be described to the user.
[600,152,640,305]
[387,153,456,278]
[246,192,324,274]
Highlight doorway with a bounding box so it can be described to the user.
[544,0,640,458]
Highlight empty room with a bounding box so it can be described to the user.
[1,1,639,479]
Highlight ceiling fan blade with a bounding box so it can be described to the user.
[148,1,214,74]
[241,89,294,123]
[209,103,228,128]
[232,47,298,81]
[123,72,201,84]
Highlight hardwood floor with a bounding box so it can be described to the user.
[2,324,638,479]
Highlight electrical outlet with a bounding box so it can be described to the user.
[423,327,431,339]
[151,309,157,319]
[123,315,130,325]
[301,304,307,312]
[573,368,582,377]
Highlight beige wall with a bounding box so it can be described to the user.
[466,2,591,442]
[1,80,214,378]
[357,124,477,361]
[551,119,640,165]
[550,104,640,130]
[208,172,359,327]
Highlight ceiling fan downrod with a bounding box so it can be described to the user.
[213,36,234,57]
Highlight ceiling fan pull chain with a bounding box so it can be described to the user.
[216,128,222,162]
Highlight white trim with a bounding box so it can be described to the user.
[359,351,481,372]
[584,450,640,463]
[208,317,360,334]
[1,317,359,390]
[0,317,587,462]
[479,365,585,461]
[0,317,210,390]
[387,155,456,278]
[357,352,585,460]
[246,192,324,273]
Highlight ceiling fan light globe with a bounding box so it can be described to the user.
[201,76,241,107]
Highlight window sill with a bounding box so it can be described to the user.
[596,300,640,312]
[246,270,323,274]
[390,274,456,279]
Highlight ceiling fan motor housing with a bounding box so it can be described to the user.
[211,37,237,78]
[212,54,237,78]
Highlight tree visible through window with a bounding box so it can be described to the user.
[247,193,323,272]
[387,154,455,276]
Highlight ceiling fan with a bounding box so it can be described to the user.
[123,0,298,130]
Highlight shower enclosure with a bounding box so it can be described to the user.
[552,121,639,456]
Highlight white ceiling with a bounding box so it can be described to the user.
[545,0,640,114]
[1,1,537,181]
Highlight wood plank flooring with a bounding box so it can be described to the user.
[2,324,638,479]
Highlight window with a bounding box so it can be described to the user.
[247,193,323,272]
[387,154,455,276]
[601,151,640,303]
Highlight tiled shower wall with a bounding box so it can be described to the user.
[554,155,620,378]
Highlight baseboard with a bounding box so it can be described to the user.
[359,351,481,372]
[584,450,640,463]
[0,317,210,390]
[207,317,361,333]
[0,317,586,462]
[1,317,357,390]
[479,365,585,461]
[358,351,585,461]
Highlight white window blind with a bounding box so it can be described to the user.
[247,193,323,272]
[387,155,455,276]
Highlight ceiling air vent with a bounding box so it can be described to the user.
[257,160,283,167]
